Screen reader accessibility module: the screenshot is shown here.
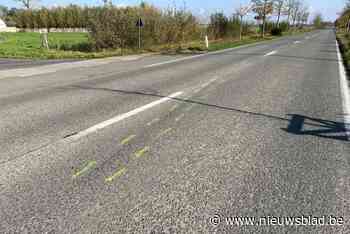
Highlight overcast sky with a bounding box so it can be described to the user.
[2,0,346,22]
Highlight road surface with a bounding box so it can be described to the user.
[0,30,349,233]
[0,58,79,70]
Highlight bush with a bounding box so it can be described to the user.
[88,5,201,50]
[271,27,283,36]
[278,21,289,32]
[208,14,252,40]
[50,41,92,52]
[208,13,229,39]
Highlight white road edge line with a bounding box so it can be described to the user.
[145,54,206,68]
[264,50,277,57]
[69,91,183,140]
[192,77,219,94]
[143,38,285,68]
[336,40,350,137]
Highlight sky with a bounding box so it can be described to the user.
[1,0,346,22]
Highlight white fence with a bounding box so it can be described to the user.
[21,28,88,33]
[0,27,18,32]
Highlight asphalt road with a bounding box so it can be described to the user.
[0,30,349,233]
[0,58,79,70]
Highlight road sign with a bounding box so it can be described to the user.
[136,18,144,49]
[136,18,144,27]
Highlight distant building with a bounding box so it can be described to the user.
[0,18,18,32]
[0,18,6,29]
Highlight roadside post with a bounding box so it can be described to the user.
[136,18,144,50]
[205,35,209,49]
[40,29,49,50]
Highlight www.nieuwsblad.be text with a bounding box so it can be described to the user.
[209,215,344,227]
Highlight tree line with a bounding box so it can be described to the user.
[207,0,311,40]
[1,1,312,31]
[336,0,350,32]
[4,5,92,29]
[0,0,317,51]
[250,0,310,37]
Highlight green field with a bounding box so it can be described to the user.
[0,32,127,59]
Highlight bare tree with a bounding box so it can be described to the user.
[102,0,112,7]
[285,0,296,28]
[287,0,308,29]
[274,0,284,27]
[297,5,308,27]
[302,10,310,26]
[236,3,254,40]
[291,0,301,28]
[252,0,274,38]
[14,0,36,9]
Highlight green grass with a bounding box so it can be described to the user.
[153,35,280,55]
[336,32,350,68]
[0,32,130,59]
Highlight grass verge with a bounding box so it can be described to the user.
[336,32,350,69]
[0,30,311,60]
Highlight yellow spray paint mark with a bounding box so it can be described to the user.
[121,134,136,145]
[73,160,97,179]
[175,113,185,122]
[135,146,150,158]
[170,104,179,112]
[105,167,127,183]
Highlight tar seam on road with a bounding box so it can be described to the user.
[336,39,350,137]
[67,91,183,141]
